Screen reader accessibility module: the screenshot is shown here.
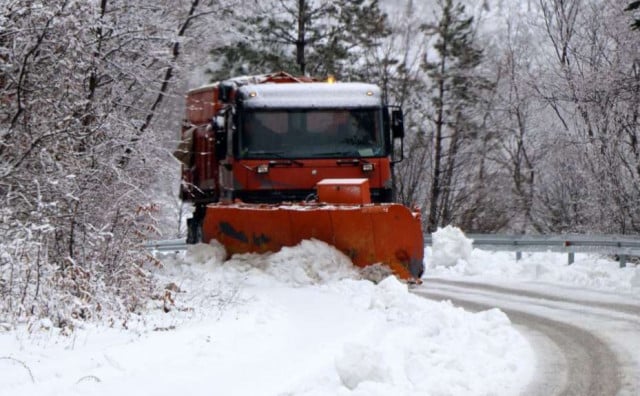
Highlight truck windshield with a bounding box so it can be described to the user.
[238,108,385,159]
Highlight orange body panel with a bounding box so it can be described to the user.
[180,85,220,200]
[317,179,371,204]
[224,158,391,192]
[202,203,424,281]
[186,85,220,124]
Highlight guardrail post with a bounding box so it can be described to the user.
[450,234,640,268]
[619,255,627,268]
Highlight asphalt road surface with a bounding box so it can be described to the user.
[414,279,640,395]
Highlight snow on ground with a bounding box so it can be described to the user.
[2,227,638,396]
[426,226,640,300]
[1,238,534,396]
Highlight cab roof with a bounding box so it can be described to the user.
[238,82,383,109]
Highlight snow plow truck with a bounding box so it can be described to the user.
[175,71,424,281]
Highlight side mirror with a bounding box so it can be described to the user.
[391,109,405,139]
[388,107,404,164]
[212,116,227,159]
[219,83,233,102]
[213,115,225,132]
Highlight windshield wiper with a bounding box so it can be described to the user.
[318,151,361,157]
[248,151,303,166]
[248,150,286,158]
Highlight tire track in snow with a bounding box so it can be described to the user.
[428,278,640,317]
[413,280,640,396]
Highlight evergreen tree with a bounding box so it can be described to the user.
[422,0,493,232]
[208,0,389,80]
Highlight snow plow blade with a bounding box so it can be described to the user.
[201,203,424,281]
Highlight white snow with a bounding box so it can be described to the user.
[426,228,640,299]
[1,238,533,396]
[429,225,473,269]
[2,227,638,395]
[239,83,382,108]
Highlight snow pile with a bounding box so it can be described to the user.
[429,225,473,268]
[226,239,360,286]
[179,238,359,287]
[632,267,640,288]
[320,277,531,396]
[185,239,227,265]
[426,227,640,296]
[0,239,533,396]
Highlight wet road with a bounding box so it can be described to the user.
[414,279,640,395]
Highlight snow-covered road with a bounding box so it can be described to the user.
[0,240,535,396]
[415,279,640,395]
[2,226,639,395]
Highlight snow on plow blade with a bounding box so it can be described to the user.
[201,203,424,281]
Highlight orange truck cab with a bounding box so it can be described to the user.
[177,72,406,244]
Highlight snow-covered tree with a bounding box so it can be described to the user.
[422,0,493,232]
[0,0,233,327]
[207,0,390,80]
[535,0,640,233]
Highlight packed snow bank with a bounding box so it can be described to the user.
[426,227,640,297]
[0,239,533,396]
[429,225,473,268]
[223,239,360,286]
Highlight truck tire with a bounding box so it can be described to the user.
[186,217,202,244]
[186,204,206,244]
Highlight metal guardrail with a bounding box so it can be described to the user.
[424,234,640,267]
[143,239,188,252]
[145,235,640,268]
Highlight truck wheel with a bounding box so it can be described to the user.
[186,217,202,244]
[186,205,206,244]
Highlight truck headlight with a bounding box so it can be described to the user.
[361,163,374,172]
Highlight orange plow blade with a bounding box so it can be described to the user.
[201,203,424,281]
